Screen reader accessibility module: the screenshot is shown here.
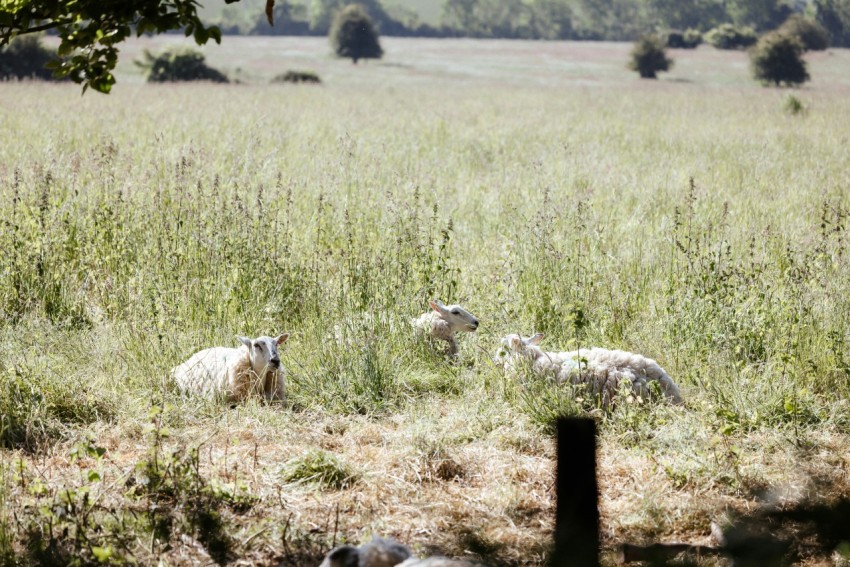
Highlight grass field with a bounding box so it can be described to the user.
[2,38,850,566]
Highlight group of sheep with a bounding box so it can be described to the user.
[170,301,684,566]
[171,298,683,406]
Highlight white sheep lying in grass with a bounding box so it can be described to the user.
[171,333,290,402]
[319,537,478,567]
[411,300,479,356]
[496,333,684,407]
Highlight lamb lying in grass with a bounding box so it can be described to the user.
[496,333,683,406]
[171,333,290,402]
[411,300,479,356]
[319,537,478,566]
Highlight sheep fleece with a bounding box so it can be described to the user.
[171,346,283,401]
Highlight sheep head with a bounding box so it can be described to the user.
[319,537,412,567]
[237,333,290,376]
[496,332,545,361]
[429,299,479,333]
[318,544,359,567]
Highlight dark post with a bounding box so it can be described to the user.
[552,417,600,567]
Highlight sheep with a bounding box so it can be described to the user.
[171,333,290,402]
[496,333,684,407]
[411,299,479,356]
[319,537,411,567]
[319,537,478,567]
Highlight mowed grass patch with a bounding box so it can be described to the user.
[1,44,850,564]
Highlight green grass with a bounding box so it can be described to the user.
[1,39,850,565]
[280,449,360,489]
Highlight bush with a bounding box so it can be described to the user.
[666,28,702,48]
[778,14,830,50]
[750,32,810,86]
[705,23,759,49]
[628,35,673,79]
[783,93,807,115]
[136,48,229,83]
[329,4,383,64]
[271,70,322,84]
[683,27,704,47]
[0,35,57,81]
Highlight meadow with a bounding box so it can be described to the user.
[1,37,850,565]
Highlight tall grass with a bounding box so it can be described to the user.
[1,77,849,562]
[2,82,849,424]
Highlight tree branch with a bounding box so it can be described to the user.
[3,18,75,38]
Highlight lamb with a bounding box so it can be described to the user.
[411,300,479,356]
[319,537,479,567]
[496,333,684,407]
[171,333,290,402]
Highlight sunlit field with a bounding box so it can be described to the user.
[2,37,850,565]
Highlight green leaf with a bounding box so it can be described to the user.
[193,25,209,44]
[87,470,101,482]
[57,41,73,56]
[91,546,113,562]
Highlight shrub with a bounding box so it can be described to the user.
[0,35,57,81]
[750,32,810,86]
[271,70,322,83]
[0,365,115,451]
[329,4,383,64]
[705,23,759,49]
[136,47,229,83]
[666,28,702,48]
[683,28,704,47]
[778,14,830,50]
[628,35,673,79]
[783,93,807,115]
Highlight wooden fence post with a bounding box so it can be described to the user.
[552,417,600,567]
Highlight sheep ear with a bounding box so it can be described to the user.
[429,300,447,315]
[277,333,290,345]
[527,333,545,345]
[237,336,252,348]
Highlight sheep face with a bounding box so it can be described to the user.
[237,333,290,376]
[429,300,479,333]
[495,332,544,361]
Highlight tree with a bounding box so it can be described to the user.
[644,0,726,32]
[726,0,793,31]
[778,13,830,50]
[814,0,850,47]
[0,0,271,94]
[750,32,809,86]
[705,23,759,48]
[628,34,673,79]
[329,4,383,63]
[0,34,56,80]
[136,47,229,83]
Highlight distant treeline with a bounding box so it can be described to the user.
[215,0,850,46]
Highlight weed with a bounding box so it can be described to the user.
[280,449,359,490]
[784,94,807,115]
